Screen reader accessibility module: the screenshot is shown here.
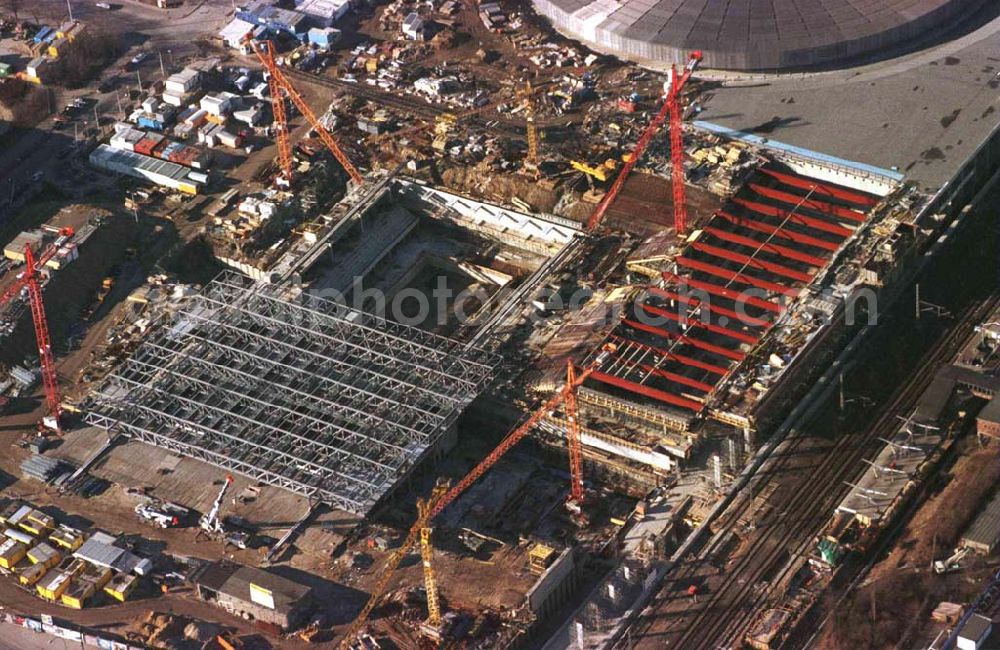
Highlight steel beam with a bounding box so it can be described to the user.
[591,371,703,411]
[623,318,746,361]
[758,167,878,207]
[702,227,827,267]
[662,271,785,314]
[715,210,840,252]
[733,198,854,238]
[676,256,801,299]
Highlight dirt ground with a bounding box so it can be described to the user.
[818,436,1000,650]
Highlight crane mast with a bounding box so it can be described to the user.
[200,475,234,534]
[248,39,364,186]
[339,344,617,649]
[418,480,451,640]
[262,41,293,185]
[586,51,701,234]
[0,230,74,432]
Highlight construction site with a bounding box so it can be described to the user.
[1,0,1000,649]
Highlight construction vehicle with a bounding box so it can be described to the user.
[247,39,363,187]
[587,51,702,235]
[934,547,970,574]
[135,501,189,529]
[338,343,617,649]
[199,475,251,549]
[571,159,617,184]
[0,227,75,433]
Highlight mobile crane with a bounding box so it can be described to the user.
[338,344,617,649]
[587,51,702,235]
[0,227,75,433]
[199,475,251,550]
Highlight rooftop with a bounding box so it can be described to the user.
[83,272,498,515]
[191,560,312,615]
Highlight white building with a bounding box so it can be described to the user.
[402,12,425,40]
[296,0,350,26]
[218,18,256,52]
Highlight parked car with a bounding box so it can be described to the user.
[130,51,149,65]
[96,2,112,8]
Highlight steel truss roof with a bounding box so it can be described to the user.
[84,272,498,515]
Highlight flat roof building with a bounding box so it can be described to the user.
[89,144,199,195]
[962,489,1000,555]
[190,560,312,631]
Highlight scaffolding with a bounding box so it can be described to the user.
[83,272,498,515]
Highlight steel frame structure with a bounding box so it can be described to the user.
[84,272,497,515]
[588,164,880,416]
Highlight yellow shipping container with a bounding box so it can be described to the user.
[105,573,138,602]
[37,570,73,601]
[18,562,48,586]
[61,578,96,609]
[19,510,54,537]
[27,542,60,569]
[49,528,84,551]
[0,539,27,569]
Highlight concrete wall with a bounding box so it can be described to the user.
[527,547,578,618]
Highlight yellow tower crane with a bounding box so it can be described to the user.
[417,479,450,641]
[519,81,539,173]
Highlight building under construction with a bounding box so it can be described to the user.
[82,272,498,516]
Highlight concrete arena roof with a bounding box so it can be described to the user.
[532,0,987,70]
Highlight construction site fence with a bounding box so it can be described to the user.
[0,610,143,649]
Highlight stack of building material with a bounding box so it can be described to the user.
[20,455,68,484]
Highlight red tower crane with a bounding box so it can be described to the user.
[248,39,364,187]
[0,229,74,431]
[586,51,702,235]
[338,344,617,649]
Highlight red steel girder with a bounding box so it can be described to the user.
[702,226,827,267]
[690,241,813,283]
[749,183,866,222]
[676,256,801,299]
[647,287,772,328]
[759,167,877,207]
[608,346,715,392]
[591,371,704,411]
[639,302,760,345]
[623,318,746,361]
[716,210,840,252]
[733,198,854,238]
[638,363,715,393]
[662,271,785,314]
[608,333,730,376]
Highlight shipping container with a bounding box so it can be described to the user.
[0,539,27,569]
[105,573,138,602]
[18,561,48,586]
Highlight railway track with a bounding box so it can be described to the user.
[621,288,1000,649]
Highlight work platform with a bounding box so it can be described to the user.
[82,272,498,515]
